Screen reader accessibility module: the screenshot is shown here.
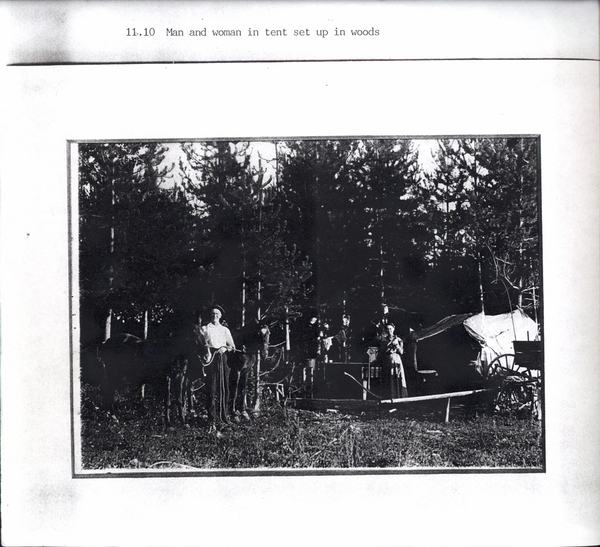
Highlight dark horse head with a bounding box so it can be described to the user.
[175,324,210,364]
[236,321,270,359]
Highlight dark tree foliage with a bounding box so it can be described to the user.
[180,142,313,329]
[274,140,352,304]
[79,137,541,353]
[341,139,428,327]
[477,138,540,315]
[425,138,540,318]
[274,139,428,338]
[79,143,203,343]
[422,139,491,317]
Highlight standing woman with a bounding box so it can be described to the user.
[201,305,236,430]
[379,323,408,399]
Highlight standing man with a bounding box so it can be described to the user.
[303,313,320,361]
[333,314,352,362]
[301,312,320,397]
[379,323,408,399]
[201,305,236,431]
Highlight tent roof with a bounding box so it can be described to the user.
[463,309,539,357]
[413,314,472,342]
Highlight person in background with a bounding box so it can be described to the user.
[201,305,236,431]
[303,312,320,360]
[376,303,391,341]
[333,313,352,362]
[379,322,408,399]
[320,320,332,362]
[301,312,320,397]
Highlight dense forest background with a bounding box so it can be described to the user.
[78,138,541,357]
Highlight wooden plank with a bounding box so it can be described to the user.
[380,388,496,405]
[326,362,369,366]
[290,398,379,412]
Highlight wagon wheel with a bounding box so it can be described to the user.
[494,377,537,416]
[486,353,519,379]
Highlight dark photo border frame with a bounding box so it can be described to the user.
[69,134,544,478]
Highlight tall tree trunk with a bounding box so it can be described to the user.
[252,352,262,413]
[285,305,291,352]
[241,243,246,327]
[144,310,149,339]
[379,220,385,303]
[477,253,485,315]
[473,144,485,315]
[104,309,112,342]
[517,170,525,309]
[105,175,116,342]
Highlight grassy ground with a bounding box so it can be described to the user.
[79,385,543,471]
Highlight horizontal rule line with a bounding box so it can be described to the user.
[8,57,600,67]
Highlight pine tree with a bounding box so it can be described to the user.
[426,138,540,317]
[79,143,201,342]
[180,141,313,328]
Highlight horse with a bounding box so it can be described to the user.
[228,322,271,420]
[80,342,104,387]
[169,326,212,424]
[97,330,209,426]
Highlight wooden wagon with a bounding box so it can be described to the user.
[486,340,543,419]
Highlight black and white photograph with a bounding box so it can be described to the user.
[3,1,599,545]
[74,136,543,473]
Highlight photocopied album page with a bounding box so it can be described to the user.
[1,1,599,546]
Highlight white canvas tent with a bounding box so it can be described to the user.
[463,309,540,366]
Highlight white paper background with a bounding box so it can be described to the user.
[1,2,599,547]
[2,0,599,64]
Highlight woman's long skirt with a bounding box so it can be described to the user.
[382,354,408,399]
